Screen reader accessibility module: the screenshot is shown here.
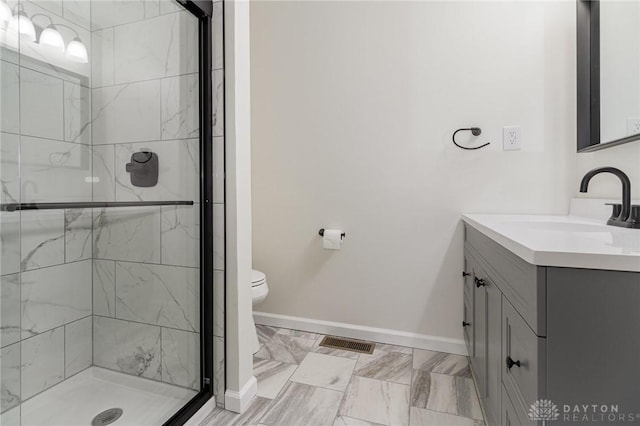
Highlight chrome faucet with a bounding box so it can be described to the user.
[579,167,639,229]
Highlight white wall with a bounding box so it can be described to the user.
[224,0,256,413]
[250,1,576,345]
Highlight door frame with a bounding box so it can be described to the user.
[164,0,216,424]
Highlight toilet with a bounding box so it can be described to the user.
[250,269,269,353]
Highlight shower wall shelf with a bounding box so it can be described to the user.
[0,200,194,212]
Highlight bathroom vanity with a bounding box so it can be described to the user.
[461,213,640,426]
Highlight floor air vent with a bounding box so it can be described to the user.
[92,408,123,426]
[318,336,375,354]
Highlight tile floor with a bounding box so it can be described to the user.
[196,325,485,426]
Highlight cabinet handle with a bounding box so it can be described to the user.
[506,356,521,369]
[462,321,470,327]
[475,277,486,288]
[462,271,470,277]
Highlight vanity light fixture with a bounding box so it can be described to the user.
[39,24,65,52]
[0,1,12,30]
[12,11,89,63]
[53,22,89,63]
[31,15,88,62]
[31,14,65,52]
[8,9,36,42]
[65,37,88,63]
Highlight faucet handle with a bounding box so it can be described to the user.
[627,205,640,227]
[605,203,622,222]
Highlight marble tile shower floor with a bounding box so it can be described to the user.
[4,367,196,426]
[197,325,485,426]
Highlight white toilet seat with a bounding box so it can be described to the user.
[251,270,266,287]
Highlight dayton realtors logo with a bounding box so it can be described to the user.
[529,400,560,425]
[529,400,639,423]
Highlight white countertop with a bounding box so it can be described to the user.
[462,213,640,272]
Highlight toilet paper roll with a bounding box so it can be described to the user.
[322,229,344,250]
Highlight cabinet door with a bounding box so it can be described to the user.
[463,294,473,357]
[502,384,524,426]
[485,276,502,425]
[472,265,487,395]
[463,256,474,358]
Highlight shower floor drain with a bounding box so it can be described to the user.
[319,336,375,354]
[92,408,123,426]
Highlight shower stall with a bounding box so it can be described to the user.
[0,0,218,424]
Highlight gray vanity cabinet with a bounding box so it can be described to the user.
[463,223,640,426]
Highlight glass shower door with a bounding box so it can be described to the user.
[1,0,211,424]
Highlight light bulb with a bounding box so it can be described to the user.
[39,25,65,52]
[65,37,88,63]
[8,12,35,41]
[0,1,11,30]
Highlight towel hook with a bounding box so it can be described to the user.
[452,127,490,150]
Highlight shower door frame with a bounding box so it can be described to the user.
[164,0,216,424]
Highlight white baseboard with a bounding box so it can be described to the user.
[253,311,467,356]
[224,376,257,414]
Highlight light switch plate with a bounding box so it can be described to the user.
[503,126,521,151]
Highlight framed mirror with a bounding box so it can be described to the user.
[577,0,640,152]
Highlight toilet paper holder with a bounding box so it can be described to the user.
[319,228,346,238]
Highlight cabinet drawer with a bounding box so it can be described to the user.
[502,297,546,422]
[465,225,546,336]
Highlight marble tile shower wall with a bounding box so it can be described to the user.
[1,0,94,416]
[1,0,225,417]
[88,0,203,392]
